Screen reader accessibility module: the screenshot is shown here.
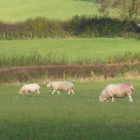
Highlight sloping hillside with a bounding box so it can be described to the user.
[0,0,99,22]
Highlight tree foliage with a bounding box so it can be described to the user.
[94,0,140,20]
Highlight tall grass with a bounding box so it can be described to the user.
[0,52,69,67]
[105,51,140,64]
[1,51,140,68]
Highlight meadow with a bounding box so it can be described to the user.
[1,38,140,83]
[1,0,140,139]
[1,38,140,59]
[0,79,140,140]
[0,0,99,22]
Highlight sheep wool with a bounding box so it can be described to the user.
[47,81,74,95]
[19,83,40,94]
[99,83,134,102]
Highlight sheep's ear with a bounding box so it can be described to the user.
[47,82,51,87]
[49,82,52,86]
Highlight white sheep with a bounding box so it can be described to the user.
[47,81,74,95]
[99,83,134,102]
[19,83,40,94]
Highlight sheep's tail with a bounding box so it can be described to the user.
[70,82,74,89]
[131,85,134,91]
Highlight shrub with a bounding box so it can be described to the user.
[0,15,139,39]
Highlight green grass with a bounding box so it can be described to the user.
[1,1,140,139]
[0,79,140,139]
[0,0,99,22]
[1,38,140,60]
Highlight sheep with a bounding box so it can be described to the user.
[47,81,74,95]
[19,83,40,94]
[99,83,134,102]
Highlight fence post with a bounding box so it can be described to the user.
[91,71,94,78]
[3,32,5,39]
[46,71,48,78]
[30,31,32,38]
[75,73,77,78]
[63,71,65,79]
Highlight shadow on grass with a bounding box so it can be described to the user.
[1,119,140,140]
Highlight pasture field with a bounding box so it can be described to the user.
[0,79,140,140]
[0,0,99,22]
[1,38,140,60]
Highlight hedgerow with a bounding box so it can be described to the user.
[0,52,140,82]
[0,63,140,83]
[0,15,140,40]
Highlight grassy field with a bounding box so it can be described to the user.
[0,79,140,140]
[0,0,99,22]
[1,38,140,60]
[1,1,140,139]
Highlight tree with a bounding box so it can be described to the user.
[94,0,140,20]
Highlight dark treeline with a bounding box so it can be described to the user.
[0,15,140,40]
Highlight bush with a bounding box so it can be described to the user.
[0,15,140,39]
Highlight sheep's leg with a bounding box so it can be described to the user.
[52,90,55,94]
[128,96,133,102]
[72,90,74,94]
[112,97,114,102]
[37,91,40,94]
[68,91,71,94]
[26,91,30,95]
[58,91,60,95]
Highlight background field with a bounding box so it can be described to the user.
[1,38,140,60]
[0,0,99,22]
[0,79,140,140]
[1,1,140,139]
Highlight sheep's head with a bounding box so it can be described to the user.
[99,95,108,102]
[47,82,52,88]
[99,96,104,102]
[19,91,23,94]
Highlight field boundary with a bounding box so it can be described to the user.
[1,62,140,72]
[0,62,140,83]
[0,15,140,40]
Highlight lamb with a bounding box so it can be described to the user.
[99,83,134,102]
[19,83,40,94]
[47,81,74,95]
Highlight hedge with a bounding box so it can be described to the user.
[0,15,140,40]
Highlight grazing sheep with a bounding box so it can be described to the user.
[19,83,40,94]
[47,81,74,95]
[99,83,134,102]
